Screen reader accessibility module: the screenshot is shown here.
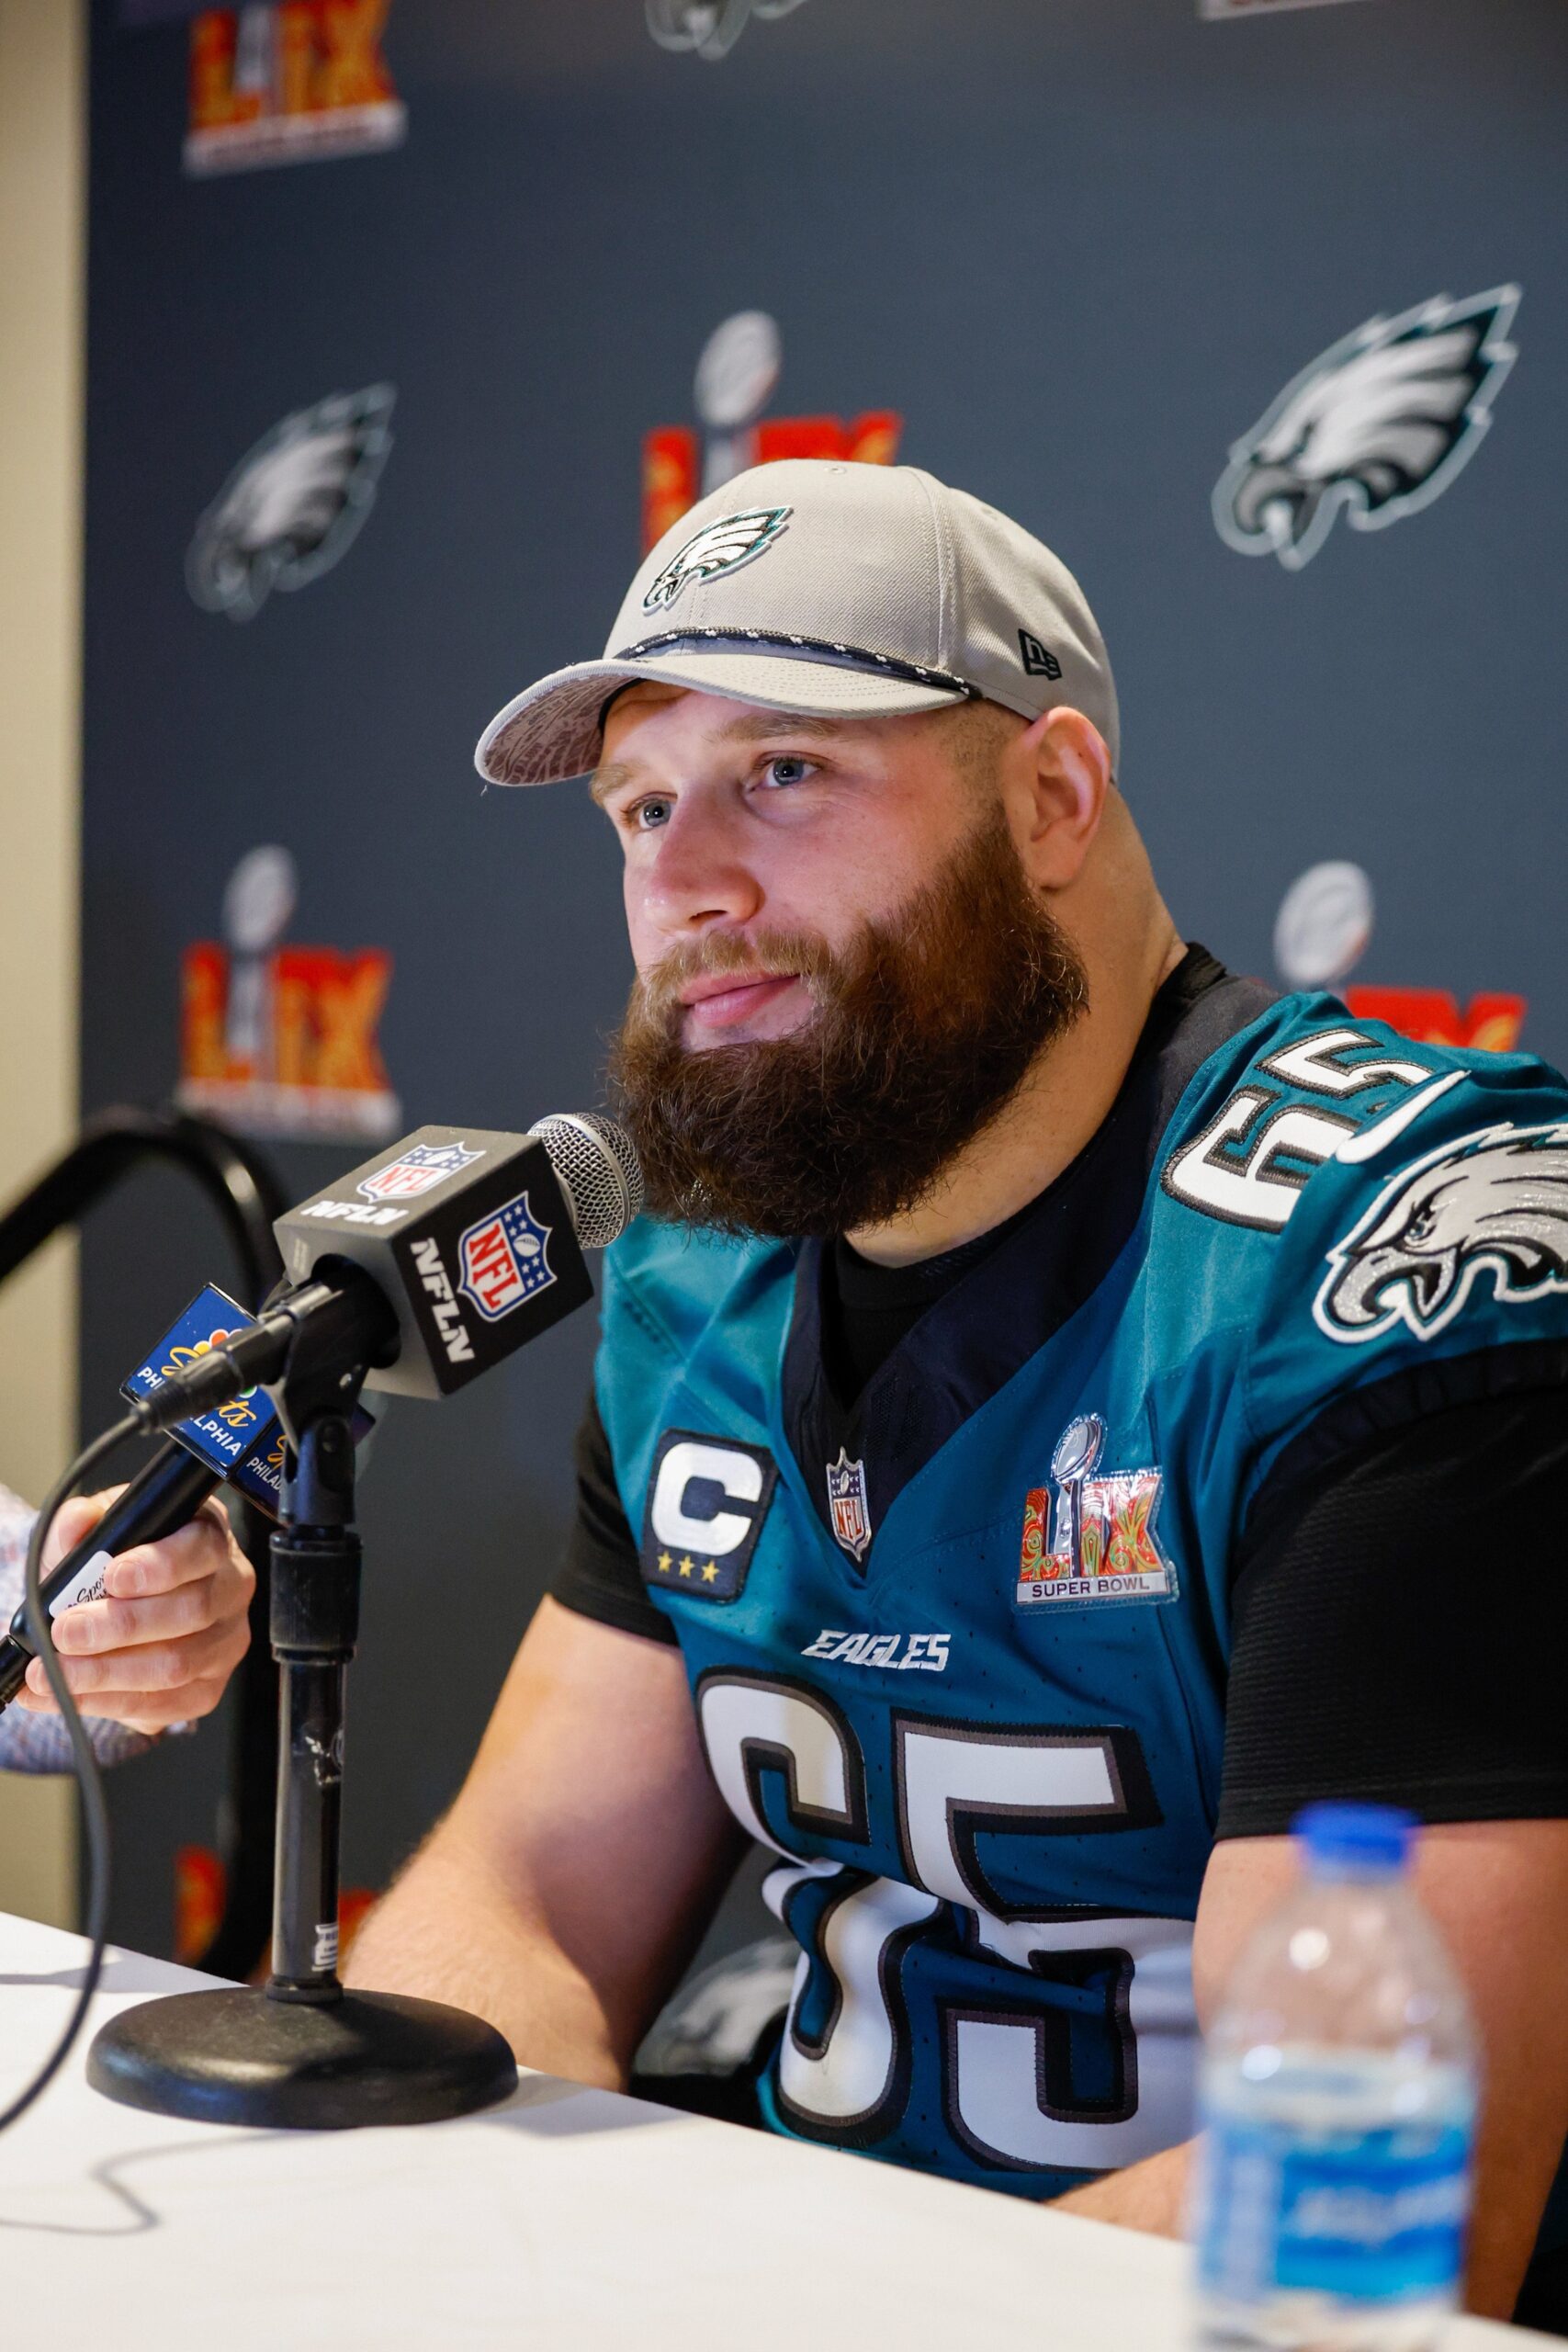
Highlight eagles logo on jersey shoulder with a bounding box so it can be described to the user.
[1213,285,1519,571]
[1316,1123,1568,1345]
[187,383,396,622]
[642,504,791,612]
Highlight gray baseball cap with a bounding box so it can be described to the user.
[474,458,1119,786]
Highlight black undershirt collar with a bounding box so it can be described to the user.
[824,1192,1043,1407]
[792,944,1272,1563]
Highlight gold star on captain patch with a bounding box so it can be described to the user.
[657,1552,672,1576]
[678,1556,694,1577]
[700,1561,719,1583]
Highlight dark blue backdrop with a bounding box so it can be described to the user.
[81,0,1565,1955]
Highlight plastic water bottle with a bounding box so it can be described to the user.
[1192,1804,1477,2349]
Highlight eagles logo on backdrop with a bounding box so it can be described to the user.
[187,384,395,622]
[1213,286,1520,570]
[645,0,810,61]
[1317,1125,1568,1346]
[640,1431,779,1600]
[1199,0,1366,17]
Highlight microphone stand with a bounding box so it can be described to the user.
[85,1317,516,2128]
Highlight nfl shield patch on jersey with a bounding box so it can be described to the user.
[826,1447,873,1561]
[641,1430,778,1601]
[1017,1414,1178,1611]
[457,1192,556,1321]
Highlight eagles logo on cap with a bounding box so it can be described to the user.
[643,504,791,613]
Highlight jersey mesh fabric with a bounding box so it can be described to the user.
[1218,1360,1568,1836]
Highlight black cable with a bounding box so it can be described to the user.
[0,1410,141,2136]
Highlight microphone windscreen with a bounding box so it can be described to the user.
[528,1113,644,1249]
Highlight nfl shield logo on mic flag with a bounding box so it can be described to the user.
[827,1447,873,1561]
[358,1141,484,1204]
[457,1192,557,1322]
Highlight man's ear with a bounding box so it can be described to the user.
[1006,707,1112,891]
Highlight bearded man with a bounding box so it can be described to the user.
[347,461,1568,2323]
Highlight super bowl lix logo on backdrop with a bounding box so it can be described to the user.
[186,3,406,176]
[177,846,401,1144]
[187,385,394,622]
[643,312,900,550]
[1273,861,1527,1056]
[1214,287,1519,570]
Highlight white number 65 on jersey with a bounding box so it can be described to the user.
[697,1672,1196,2173]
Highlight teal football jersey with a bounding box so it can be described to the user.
[592,953,1568,2199]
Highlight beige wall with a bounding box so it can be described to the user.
[0,0,85,1928]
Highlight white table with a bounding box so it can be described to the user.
[0,1911,1542,2349]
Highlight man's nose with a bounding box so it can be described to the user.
[640,800,764,936]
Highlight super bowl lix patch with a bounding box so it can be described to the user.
[1017,1415,1178,1610]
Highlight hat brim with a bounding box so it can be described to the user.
[474,651,966,787]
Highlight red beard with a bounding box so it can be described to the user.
[610,806,1089,1238]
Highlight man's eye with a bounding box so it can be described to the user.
[758,755,815,790]
[632,797,672,831]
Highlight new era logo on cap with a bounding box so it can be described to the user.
[1018,629,1063,681]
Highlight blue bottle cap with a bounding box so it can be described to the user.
[1293,1802,1416,1876]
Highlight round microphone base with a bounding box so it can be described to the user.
[87,1985,518,2130]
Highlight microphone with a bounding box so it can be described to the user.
[127,1112,642,1430]
[0,1113,640,1713]
[0,1279,362,1713]
[0,1443,220,1711]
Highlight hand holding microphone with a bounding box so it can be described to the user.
[9,1485,254,1736]
[1,1111,642,1725]
[0,1283,328,1724]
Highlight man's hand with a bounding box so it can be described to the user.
[1054,1820,1568,2324]
[10,1488,255,1736]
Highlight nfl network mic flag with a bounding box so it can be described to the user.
[276,1126,592,1399]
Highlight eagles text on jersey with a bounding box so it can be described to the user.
[594,953,1568,2198]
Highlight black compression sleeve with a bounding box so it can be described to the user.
[1216,1376,1568,1840]
[551,1388,676,1646]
